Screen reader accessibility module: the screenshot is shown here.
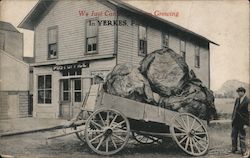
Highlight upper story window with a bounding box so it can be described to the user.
[162,32,169,48]
[86,19,98,54]
[180,40,186,61]
[48,26,58,59]
[195,45,200,68]
[0,33,5,50]
[38,75,52,104]
[138,25,147,56]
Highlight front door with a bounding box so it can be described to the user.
[60,78,82,120]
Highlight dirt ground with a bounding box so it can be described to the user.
[0,123,248,158]
[0,98,249,158]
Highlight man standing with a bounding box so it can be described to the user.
[231,87,249,157]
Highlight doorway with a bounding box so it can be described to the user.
[60,78,82,120]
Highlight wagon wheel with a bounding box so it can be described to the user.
[132,132,159,144]
[170,113,209,156]
[84,108,130,155]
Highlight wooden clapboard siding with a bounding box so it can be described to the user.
[185,40,209,87]
[35,0,115,63]
[117,15,162,65]
[117,15,142,65]
[147,27,162,53]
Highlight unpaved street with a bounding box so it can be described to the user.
[0,123,247,158]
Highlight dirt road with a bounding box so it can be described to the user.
[0,123,247,158]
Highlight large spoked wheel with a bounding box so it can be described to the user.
[132,132,159,144]
[170,113,209,156]
[84,108,130,155]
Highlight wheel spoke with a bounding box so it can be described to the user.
[113,129,127,133]
[190,137,194,153]
[192,137,201,153]
[96,136,105,150]
[179,135,188,144]
[90,133,103,143]
[187,115,190,131]
[190,118,196,130]
[106,138,109,152]
[193,137,206,150]
[176,118,186,130]
[195,132,207,135]
[112,120,125,129]
[194,135,208,144]
[185,137,190,150]
[113,133,125,142]
[90,120,103,129]
[111,137,118,149]
[106,111,110,126]
[194,124,202,131]
[181,117,188,130]
[109,114,118,127]
[173,125,187,133]
[98,113,105,126]
[89,129,103,133]
[175,133,187,137]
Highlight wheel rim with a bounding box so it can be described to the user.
[132,132,158,144]
[84,108,130,155]
[170,113,209,156]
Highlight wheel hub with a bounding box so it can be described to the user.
[188,129,195,137]
[104,128,113,136]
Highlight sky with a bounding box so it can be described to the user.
[0,0,249,91]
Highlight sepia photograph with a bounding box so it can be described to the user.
[0,0,249,157]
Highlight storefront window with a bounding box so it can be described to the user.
[38,75,52,104]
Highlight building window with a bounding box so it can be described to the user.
[86,19,98,54]
[48,26,58,59]
[162,32,169,48]
[195,46,200,68]
[180,40,186,61]
[38,75,52,104]
[0,33,5,50]
[138,25,147,56]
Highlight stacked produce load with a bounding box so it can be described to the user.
[103,48,217,120]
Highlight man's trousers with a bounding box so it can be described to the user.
[231,126,247,153]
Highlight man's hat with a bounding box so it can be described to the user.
[236,87,246,93]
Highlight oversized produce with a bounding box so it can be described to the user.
[103,48,217,120]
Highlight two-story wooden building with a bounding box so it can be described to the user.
[18,0,218,119]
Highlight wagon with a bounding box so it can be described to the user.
[49,84,210,156]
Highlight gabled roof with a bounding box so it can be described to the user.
[0,21,20,33]
[18,0,219,45]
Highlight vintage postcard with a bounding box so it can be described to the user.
[0,0,249,158]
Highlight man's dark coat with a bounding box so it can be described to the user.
[232,96,249,129]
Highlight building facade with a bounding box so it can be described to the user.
[0,21,30,119]
[19,0,217,119]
